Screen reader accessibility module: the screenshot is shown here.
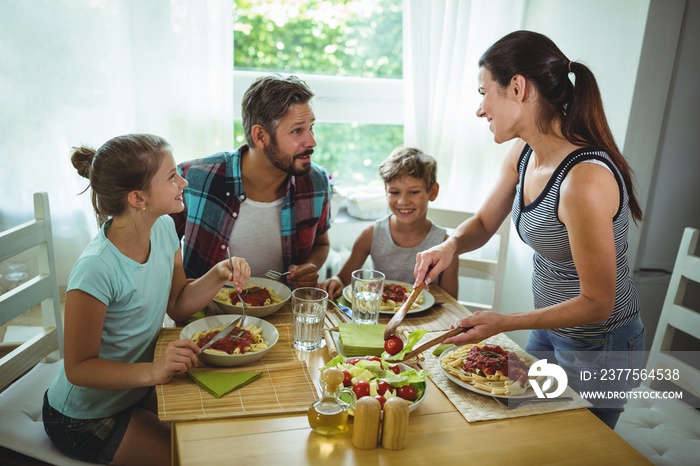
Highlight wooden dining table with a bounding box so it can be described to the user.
[157,285,650,466]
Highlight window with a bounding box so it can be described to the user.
[233,0,404,187]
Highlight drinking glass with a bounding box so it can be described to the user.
[292,287,328,351]
[351,269,385,325]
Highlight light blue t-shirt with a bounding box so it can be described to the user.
[47,215,180,419]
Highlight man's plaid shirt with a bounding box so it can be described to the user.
[171,145,332,278]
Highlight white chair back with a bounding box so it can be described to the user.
[0,192,89,465]
[0,192,63,389]
[644,227,700,397]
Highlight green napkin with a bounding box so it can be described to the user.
[188,371,261,398]
[339,323,385,357]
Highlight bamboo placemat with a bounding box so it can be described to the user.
[153,325,317,422]
[416,331,592,422]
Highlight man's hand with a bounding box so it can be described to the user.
[286,263,319,288]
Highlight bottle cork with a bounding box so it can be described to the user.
[381,397,409,450]
[321,367,344,391]
[352,396,381,449]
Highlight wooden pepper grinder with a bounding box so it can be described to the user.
[351,396,381,449]
[381,397,409,450]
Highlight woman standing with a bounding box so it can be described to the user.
[413,30,645,428]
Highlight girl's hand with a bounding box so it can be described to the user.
[220,256,250,291]
[152,338,200,384]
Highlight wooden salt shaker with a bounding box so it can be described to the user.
[381,397,409,450]
[352,396,381,449]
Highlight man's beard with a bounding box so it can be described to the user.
[264,135,313,176]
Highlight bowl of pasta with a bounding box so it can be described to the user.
[181,315,279,367]
[213,277,292,317]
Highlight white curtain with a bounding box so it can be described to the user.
[403,0,524,212]
[0,0,233,287]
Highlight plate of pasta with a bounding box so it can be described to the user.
[181,315,279,367]
[438,343,538,399]
[342,281,435,315]
[213,277,291,317]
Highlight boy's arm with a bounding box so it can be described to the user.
[319,225,374,299]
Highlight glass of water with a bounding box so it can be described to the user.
[292,287,328,351]
[351,269,385,325]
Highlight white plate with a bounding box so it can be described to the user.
[213,277,291,317]
[437,346,535,399]
[181,315,279,367]
[342,280,435,315]
[323,356,428,414]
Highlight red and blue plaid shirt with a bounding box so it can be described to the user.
[171,145,332,278]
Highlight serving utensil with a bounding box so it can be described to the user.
[199,315,243,352]
[395,326,467,362]
[383,283,425,340]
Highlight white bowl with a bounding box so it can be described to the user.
[322,356,427,414]
[181,315,279,367]
[213,277,291,317]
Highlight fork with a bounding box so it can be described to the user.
[226,247,247,327]
[265,269,291,281]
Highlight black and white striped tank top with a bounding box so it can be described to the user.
[512,145,639,338]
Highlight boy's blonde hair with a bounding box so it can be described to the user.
[378,147,437,190]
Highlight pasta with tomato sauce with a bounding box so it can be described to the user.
[214,285,282,307]
[192,323,269,355]
[379,283,424,312]
[440,343,534,396]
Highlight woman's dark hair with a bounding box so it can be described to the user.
[479,30,642,222]
[242,74,314,147]
[71,134,171,226]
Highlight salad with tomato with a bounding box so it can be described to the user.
[322,354,427,410]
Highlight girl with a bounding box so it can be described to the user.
[43,134,250,465]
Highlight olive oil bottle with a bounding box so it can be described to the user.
[308,367,356,435]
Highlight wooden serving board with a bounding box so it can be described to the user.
[154,325,318,422]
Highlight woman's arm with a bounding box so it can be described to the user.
[445,160,621,344]
[414,140,523,287]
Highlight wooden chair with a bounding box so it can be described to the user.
[428,207,510,311]
[0,192,89,465]
[615,227,700,464]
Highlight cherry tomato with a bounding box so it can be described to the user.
[346,358,360,365]
[353,381,371,399]
[365,356,382,362]
[377,381,392,396]
[375,395,387,409]
[342,370,352,387]
[388,365,401,375]
[384,336,404,355]
[397,385,417,401]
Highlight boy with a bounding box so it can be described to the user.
[319,147,458,298]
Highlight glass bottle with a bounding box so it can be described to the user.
[308,367,356,435]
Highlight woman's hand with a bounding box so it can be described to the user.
[152,338,201,384]
[219,256,251,291]
[413,240,457,288]
[443,311,507,346]
[318,276,343,299]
